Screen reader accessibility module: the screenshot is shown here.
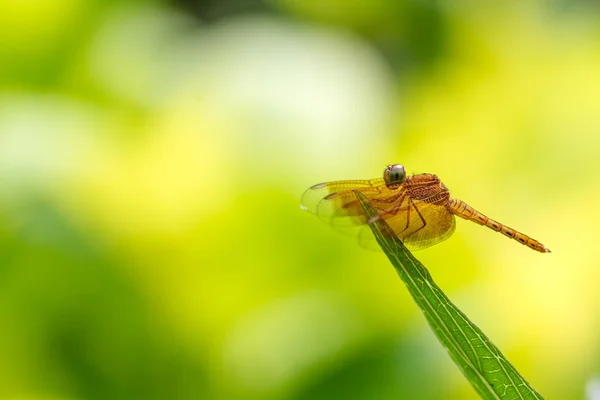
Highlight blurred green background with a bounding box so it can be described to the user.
[1,0,600,399]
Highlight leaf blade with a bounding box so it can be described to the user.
[354,191,544,400]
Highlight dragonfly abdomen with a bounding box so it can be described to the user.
[449,199,550,253]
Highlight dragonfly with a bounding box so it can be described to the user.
[301,164,550,253]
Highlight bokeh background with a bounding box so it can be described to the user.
[1,0,600,399]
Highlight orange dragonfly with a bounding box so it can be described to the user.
[301,164,550,253]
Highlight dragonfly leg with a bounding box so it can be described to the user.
[404,199,427,238]
[364,189,406,224]
[373,191,409,223]
[389,192,411,232]
[383,191,408,215]
[402,202,411,232]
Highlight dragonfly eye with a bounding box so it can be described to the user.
[384,164,406,187]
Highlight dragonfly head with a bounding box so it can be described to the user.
[384,164,406,188]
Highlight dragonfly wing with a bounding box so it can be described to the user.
[400,202,456,250]
[301,179,384,215]
[358,201,456,251]
[301,178,404,235]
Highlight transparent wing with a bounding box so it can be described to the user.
[301,178,385,216]
[301,178,404,234]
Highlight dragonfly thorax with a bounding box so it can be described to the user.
[406,174,450,204]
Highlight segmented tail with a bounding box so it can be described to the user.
[449,199,550,253]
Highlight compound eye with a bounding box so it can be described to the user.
[384,164,406,186]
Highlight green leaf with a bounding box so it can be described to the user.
[354,191,544,400]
